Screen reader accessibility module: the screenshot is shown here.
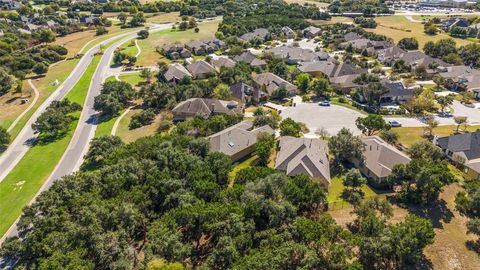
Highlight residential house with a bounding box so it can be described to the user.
[298,61,366,79]
[438,65,480,94]
[160,44,191,60]
[330,74,361,93]
[275,136,331,187]
[437,131,480,180]
[400,51,448,69]
[281,26,296,39]
[376,46,406,66]
[186,60,216,79]
[234,51,267,68]
[230,82,266,103]
[344,31,363,42]
[265,46,330,64]
[203,38,226,51]
[240,28,271,42]
[185,40,214,56]
[442,17,470,31]
[164,63,192,83]
[340,38,392,54]
[211,56,236,72]
[252,72,297,95]
[354,136,411,188]
[172,98,244,120]
[380,80,414,103]
[302,26,321,38]
[209,121,275,161]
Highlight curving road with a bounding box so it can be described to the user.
[0,23,173,245]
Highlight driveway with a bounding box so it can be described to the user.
[281,102,365,136]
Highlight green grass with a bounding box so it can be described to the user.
[95,114,121,138]
[3,59,80,139]
[228,155,259,187]
[118,73,144,86]
[105,76,118,82]
[327,176,377,209]
[395,125,480,148]
[0,55,103,238]
[65,56,101,104]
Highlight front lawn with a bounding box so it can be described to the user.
[395,125,480,148]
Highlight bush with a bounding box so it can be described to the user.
[158,120,173,132]
[129,109,156,129]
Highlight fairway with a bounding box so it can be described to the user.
[0,55,102,238]
[136,19,219,66]
[366,16,472,49]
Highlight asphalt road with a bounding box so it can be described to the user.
[0,23,173,248]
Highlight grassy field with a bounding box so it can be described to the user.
[366,16,472,49]
[119,73,145,87]
[136,19,219,66]
[327,176,379,209]
[284,0,329,8]
[116,108,162,143]
[310,16,353,26]
[95,114,121,138]
[0,55,101,238]
[395,124,480,148]
[0,59,80,138]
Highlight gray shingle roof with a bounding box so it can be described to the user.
[275,136,331,184]
[164,63,192,82]
[172,98,244,118]
[186,60,216,77]
[361,136,411,179]
[252,72,297,94]
[209,121,274,158]
[211,56,236,70]
[437,131,480,161]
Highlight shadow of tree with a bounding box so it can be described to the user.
[409,255,434,270]
[396,199,454,229]
[466,240,480,254]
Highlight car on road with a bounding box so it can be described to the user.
[388,120,402,127]
[318,101,330,106]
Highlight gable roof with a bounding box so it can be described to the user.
[298,61,366,78]
[381,80,413,98]
[164,63,192,82]
[400,51,449,67]
[209,121,274,157]
[233,51,266,66]
[275,136,331,183]
[265,46,328,63]
[172,98,243,117]
[361,136,411,179]
[211,56,236,70]
[252,72,297,94]
[344,32,363,42]
[303,26,321,36]
[240,28,270,42]
[186,60,216,76]
[437,131,480,161]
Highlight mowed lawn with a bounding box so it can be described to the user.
[119,73,145,86]
[136,19,220,66]
[395,124,480,148]
[0,56,101,238]
[366,16,471,49]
